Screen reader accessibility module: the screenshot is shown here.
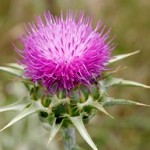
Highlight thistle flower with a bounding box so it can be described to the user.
[1,11,149,150]
[19,11,113,92]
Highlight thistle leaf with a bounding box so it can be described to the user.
[0,97,31,112]
[69,116,98,150]
[50,95,69,108]
[0,102,41,132]
[7,63,24,70]
[78,96,113,118]
[99,76,150,89]
[102,97,150,107]
[90,101,114,118]
[0,66,23,76]
[108,50,140,64]
[48,119,62,144]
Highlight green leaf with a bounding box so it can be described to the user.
[48,119,62,144]
[69,116,98,150]
[0,97,31,112]
[101,97,150,107]
[90,101,114,118]
[50,95,69,108]
[78,96,113,118]
[108,50,140,64]
[7,63,24,70]
[0,66,23,76]
[0,102,42,132]
[99,76,150,89]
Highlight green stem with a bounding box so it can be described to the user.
[63,127,76,150]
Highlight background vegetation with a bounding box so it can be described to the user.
[0,0,150,150]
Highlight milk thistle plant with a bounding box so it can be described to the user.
[0,11,149,150]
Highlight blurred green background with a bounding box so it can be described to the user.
[0,0,150,150]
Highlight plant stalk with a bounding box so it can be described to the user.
[63,127,76,150]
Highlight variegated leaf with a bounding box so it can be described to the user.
[0,97,31,112]
[108,50,139,64]
[7,63,24,70]
[101,97,150,107]
[90,101,114,118]
[0,101,42,132]
[69,116,98,150]
[99,76,150,89]
[48,119,62,144]
[0,66,23,76]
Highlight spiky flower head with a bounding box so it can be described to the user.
[19,11,113,92]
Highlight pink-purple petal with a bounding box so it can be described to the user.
[17,11,113,92]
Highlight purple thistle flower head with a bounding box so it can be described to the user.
[19,11,113,92]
